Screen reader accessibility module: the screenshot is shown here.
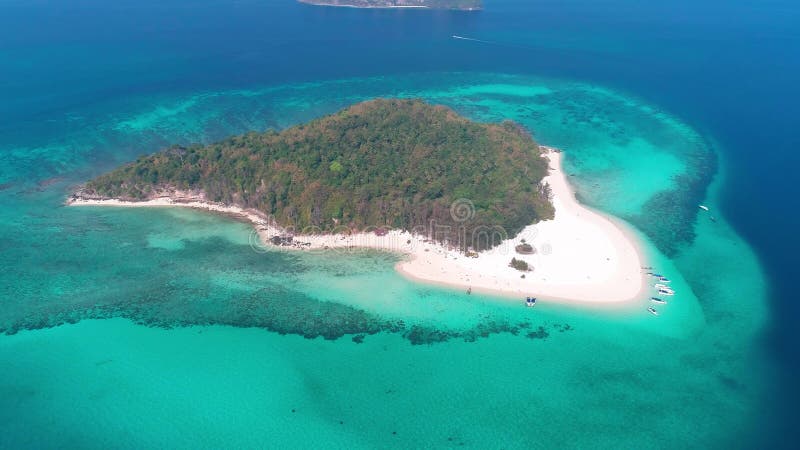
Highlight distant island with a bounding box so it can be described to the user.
[298,0,482,10]
[75,99,553,250]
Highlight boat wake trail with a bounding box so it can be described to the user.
[451,35,494,44]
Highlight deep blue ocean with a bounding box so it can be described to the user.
[1,0,798,446]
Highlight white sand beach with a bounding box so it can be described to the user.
[68,149,646,305]
[395,150,646,304]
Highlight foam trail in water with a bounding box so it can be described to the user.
[451,35,539,52]
[451,35,495,44]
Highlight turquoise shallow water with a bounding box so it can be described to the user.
[0,73,769,448]
[0,312,757,449]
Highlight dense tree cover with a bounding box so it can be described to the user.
[509,258,531,272]
[83,99,553,249]
[298,0,482,10]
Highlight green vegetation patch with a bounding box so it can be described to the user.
[83,99,553,249]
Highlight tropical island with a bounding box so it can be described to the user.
[297,0,482,10]
[77,99,554,250]
[70,99,645,304]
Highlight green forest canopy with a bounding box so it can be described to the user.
[83,99,554,249]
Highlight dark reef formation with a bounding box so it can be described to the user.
[0,266,573,344]
[630,146,718,256]
[0,293,574,343]
[0,211,576,343]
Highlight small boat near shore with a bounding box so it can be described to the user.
[650,297,667,304]
[658,289,675,296]
[648,306,659,316]
[699,205,710,211]
[658,277,671,283]
[525,297,537,307]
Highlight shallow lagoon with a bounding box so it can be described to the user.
[0,73,770,448]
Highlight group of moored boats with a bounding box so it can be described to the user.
[645,204,708,316]
[517,268,674,313]
[642,267,676,316]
